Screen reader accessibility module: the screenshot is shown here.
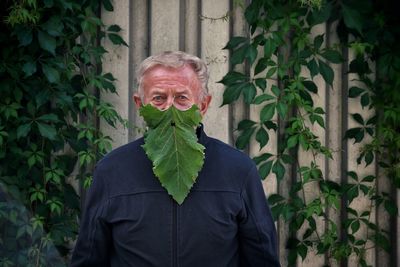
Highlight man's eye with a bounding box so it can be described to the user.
[176,95,188,101]
[152,96,164,102]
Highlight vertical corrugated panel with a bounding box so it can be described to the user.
[326,20,342,267]
[100,0,130,148]
[128,0,149,140]
[200,0,230,143]
[298,22,327,267]
[100,1,398,266]
[347,49,376,266]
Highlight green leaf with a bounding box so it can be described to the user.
[276,102,287,118]
[42,64,60,83]
[318,60,334,85]
[253,152,273,164]
[259,160,273,180]
[254,78,267,91]
[102,0,114,11]
[22,61,37,77]
[321,49,343,64]
[307,58,319,78]
[236,127,256,150]
[237,119,256,130]
[38,31,56,55]
[37,114,59,122]
[351,220,360,233]
[272,160,285,180]
[223,36,247,50]
[246,45,258,65]
[298,244,308,260]
[252,93,275,105]
[361,93,370,108]
[271,85,280,97]
[221,83,246,106]
[264,38,277,58]
[231,43,248,65]
[313,34,324,50]
[351,113,364,125]
[16,27,32,46]
[254,58,268,75]
[108,33,128,46]
[41,16,64,36]
[218,71,247,85]
[107,24,122,32]
[17,123,32,138]
[36,122,57,140]
[260,103,276,122]
[140,105,204,204]
[287,135,298,149]
[255,127,269,150]
[303,80,318,94]
[243,83,257,104]
[342,4,363,34]
[348,86,364,97]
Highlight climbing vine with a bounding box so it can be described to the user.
[222,0,399,266]
[0,0,126,265]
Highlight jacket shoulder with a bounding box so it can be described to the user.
[206,137,255,170]
[95,137,145,170]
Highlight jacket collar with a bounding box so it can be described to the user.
[196,124,210,146]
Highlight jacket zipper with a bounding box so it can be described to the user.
[172,200,177,267]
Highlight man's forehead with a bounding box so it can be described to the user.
[143,65,196,79]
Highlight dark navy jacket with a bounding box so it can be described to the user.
[71,127,280,267]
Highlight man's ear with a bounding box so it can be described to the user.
[199,95,212,116]
[133,93,142,109]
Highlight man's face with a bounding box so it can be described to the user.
[134,65,211,115]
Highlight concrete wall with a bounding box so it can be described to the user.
[100,1,398,266]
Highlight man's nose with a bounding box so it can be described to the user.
[162,96,174,110]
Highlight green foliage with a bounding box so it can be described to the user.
[223,0,399,265]
[140,105,205,204]
[0,0,126,265]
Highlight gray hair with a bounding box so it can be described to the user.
[136,51,209,100]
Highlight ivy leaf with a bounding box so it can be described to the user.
[236,127,256,150]
[22,61,37,77]
[102,0,114,11]
[221,83,246,106]
[348,86,364,97]
[255,127,269,150]
[17,123,32,138]
[223,36,247,50]
[38,31,56,55]
[313,34,324,50]
[36,122,57,140]
[351,113,364,125]
[107,24,122,32]
[42,64,60,83]
[259,160,273,180]
[260,103,276,122]
[254,78,266,91]
[272,159,285,181]
[321,49,343,64]
[303,80,318,94]
[252,93,275,105]
[243,83,257,104]
[318,59,334,85]
[361,93,370,108]
[140,105,204,204]
[108,33,128,47]
[342,4,363,34]
[307,58,319,78]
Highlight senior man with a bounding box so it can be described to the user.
[71,51,280,266]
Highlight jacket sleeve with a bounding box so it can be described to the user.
[71,163,111,267]
[238,165,280,267]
